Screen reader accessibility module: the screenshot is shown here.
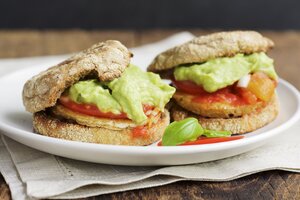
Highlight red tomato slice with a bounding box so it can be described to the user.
[143,104,155,113]
[180,136,244,145]
[192,87,241,104]
[132,126,148,138]
[171,78,207,95]
[59,96,155,119]
[172,74,274,105]
[246,72,276,102]
[235,87,257,104]
[59,96,128,119]
[157,135,244,146]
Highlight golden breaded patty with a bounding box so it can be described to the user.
[173,91,270,118]
[51,104,162,130]
[171,95,279,134]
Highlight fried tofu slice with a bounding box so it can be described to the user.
[171,95,279,134]
[173,91,271,118]
[51,104,162,130]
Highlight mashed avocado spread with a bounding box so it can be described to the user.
[68,65,175,124]
[174,52,278,92]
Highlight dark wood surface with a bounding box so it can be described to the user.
[0,30,299,199]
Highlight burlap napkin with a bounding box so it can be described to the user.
[0,32,300,200]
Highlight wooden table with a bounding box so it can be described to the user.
[0,30,299,199]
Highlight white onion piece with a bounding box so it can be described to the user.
[237,74,251,88]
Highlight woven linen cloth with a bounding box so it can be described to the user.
[0,32,299,200]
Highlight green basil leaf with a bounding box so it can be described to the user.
[203,129,232,138]
[162,118,204,146]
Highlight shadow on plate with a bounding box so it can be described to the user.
[4,111,33,131]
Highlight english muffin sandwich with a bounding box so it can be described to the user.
[148,31,279,134]
[23,40,175,145]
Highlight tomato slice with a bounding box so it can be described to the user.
[192,86,242,104]
[171,78,207,95]
[246,72,276,102]
[180,136,244,145]
[235,87,258,104]
[59,96,128,119]
[59,96,155,119]
[132,126,148,138]
[143,104,155,113]
[172,78,249,105]
[172,72,276,105]
[157,135,244,146]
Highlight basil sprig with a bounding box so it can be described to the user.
[162,118,203,146]
[162,117,232,146]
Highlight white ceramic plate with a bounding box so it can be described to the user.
[0,65,300,166]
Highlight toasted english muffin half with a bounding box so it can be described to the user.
[148,31,274,72]
[23,40,132,113]
[33,109,169,146]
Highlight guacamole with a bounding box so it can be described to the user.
[174,52,278,93]
[69,65,175,124]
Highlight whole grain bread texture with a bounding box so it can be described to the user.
[148,31,274,72]
[23,40,132,113]
[171,95,279,134]
[33,109,170,146]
